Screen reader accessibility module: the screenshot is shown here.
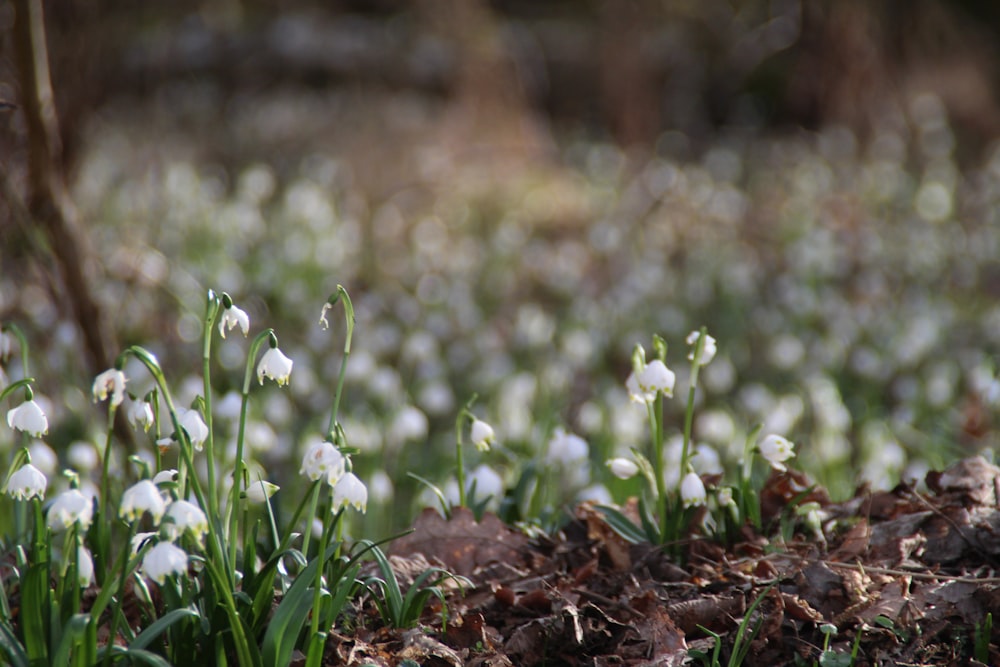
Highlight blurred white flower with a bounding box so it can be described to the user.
[164,500,209,543]
[218,304,250,338]
[75,546,95,587]
[142,541,189,584]
[28,441,58,475]
[177,408,209,451]
[332,472,367,513]
[246,479,279,503]
[606,458,639,479]
[758,434,796,471]
[67,441,99,472]
[547,427,589,463]
[470,418,496,452]
[257,347,293,386]
[577,483,613,505]
[92,369,127,408]
[388,405,429,445]
[626,360,675,403]
[131,531,157,555]
[127,398,155,432]
[717,486,735,508]
[4,463,47,501]
[47,489,94,531]
[299,440,345,486]
[7,399,48,437]
[467,463,504,501]
[120,480,167,523]
[680,472,707,508]
[686,331,717,366]
[152,469,177,486]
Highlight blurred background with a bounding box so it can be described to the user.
[3,0,1000,533]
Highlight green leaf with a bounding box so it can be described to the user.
[130,608,200,652]
[51,614,89,667]
[21,562,50,665]
[594,505,648,544]
[0,618,29,667]
[262,545,336,667]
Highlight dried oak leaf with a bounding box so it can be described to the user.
[926,456,1000,506]
[389,507,529,578]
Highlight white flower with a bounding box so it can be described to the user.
[4,463,47,501]
[606,458,639,480]
[547,428,589,463]
[7,399,48,437]
[627,360,675,403]
[75,546,95,587]
[466,464,504,501]
[470,418,496,452]
[120,480,167,523]
[686,331,717,366]
[299,440,345,486]
[67,441,99,472]
[177,408,209,450]
[717,486,735,508]
[142,541,189,584]
[152,469,177,486]
[92,369,127,408]
[257,347,293,386]
[319,302,333,330]
[332,472,367,513]
[218,303,250,339]
[131,531,157,555]
[758,434,796,471]
[680,472,707,508]
[164,500,209,543]
[127,398,155,432]
[47,489,94,531]
[245,479,279,503]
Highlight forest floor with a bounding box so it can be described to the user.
[327,457,1000,666]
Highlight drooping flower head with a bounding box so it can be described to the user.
[627,359,675,403]
[176,408,209,451]
[120,480,167,523]
[680,471,707,508]
[74,546,95,588]
[7,398,48,437]
[606,457,639,480]
[142,541,189,584]
[299,440,345,487]
[546,427,589,464]
[257,341,293,386]
[92,369,127,408]
[686,330,718,366]
[127,397,156,432]
[245,479,279,503]
[757,434,796,471]
[469,418,496,452]
[332,472,367,513]
[47,489,94,532]
[4,463,47,501]
[163,500,209,544]
[218,301,250,339]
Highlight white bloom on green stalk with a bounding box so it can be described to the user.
[606,457,639,479]
[47,489,94,532]
[257,347,293,386]
[627,360,675,403]
[246,479,279,503]
[92,369,127,408]
[142,541,189,584]
[131,531,157,555]
[120,480,167,523]
[152,469,177,486]
[758,434,796,472]
[218,303,250,339]
[67,441,99,472]
[470,418,496,452]
[127,398,155,432]
[6,399,48,437]
[717,486,735,508]
[299,440,345,486]
[164,500,209,543]
[4,463,47,501]
[686,331,717,366]
[177,408,209,451]
[75,546,95,587]
[546,427,589,463]
[332,472,367,513]
[680,472,707,508]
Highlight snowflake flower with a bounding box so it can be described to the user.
[47,489,94,532]
[120,480,167,523]
[6,399,48,437]
[127,397,156,432]
[142,541,189,584]
[177,408,209,450]
[4,463,47,501]
[757,434,796,471]
[470,418,496,452]
[219,303,250,339]
[75,546,95,587]
[686,331,717,366]
[257,347,293,386]
[680,472,707,508]
[626,360,675,403]
[606,457,639,480]
[92,369,127,408]
[163,500,209,544]
[299,440,345,487]
[245,480,279,503]
[547,427,589,463]
[332,472,367,513]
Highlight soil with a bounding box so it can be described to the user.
[327,456,1000,666]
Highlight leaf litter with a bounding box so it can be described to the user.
[330,458,1000,665]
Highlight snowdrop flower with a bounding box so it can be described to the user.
[164,500,209,543]
[75,546,95,587]
[332,472,367,513]
[627,360,675,403]
[4,463,47,501]
[92,369,127,408]
[299,440,345,486]
[680,472,707,508]
[120,480,167,523]
[177,408,209,450]
[467,463,504,501]
[257,346,293,386]
[218,303,250,339]
[245,479,279,503]
[47,489,94,532]
[127,397,155,432]
[547,427,589,463]
[686,331,717,366]
[470,418,496,452]
[7,398,48,437]
[757,434,796,471]
[142,541,189,584]
[388,405,429,445]
[606,457,639,480]
[67,441,99,472]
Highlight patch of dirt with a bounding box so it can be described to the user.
[345,457,1000,666]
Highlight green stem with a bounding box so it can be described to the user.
[100,521,138,667]
[97,401,117,586]
[201,291,222,524]
[1,323,30,376]
[648,398,668,543]
[300,481,322,559]
[455,414,467,509]
[324,286,354,440]
[309,497,340,640]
